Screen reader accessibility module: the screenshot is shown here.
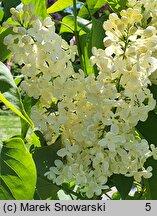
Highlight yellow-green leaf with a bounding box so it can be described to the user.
[0,62,34,128]
[21,0,47,18]
[47,0,73,14]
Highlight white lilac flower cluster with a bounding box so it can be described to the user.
[3,1,157,198]
[3,4,75,141]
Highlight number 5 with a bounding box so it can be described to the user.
[145,203,151,211]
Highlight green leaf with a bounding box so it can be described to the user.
[136,111,157,199]
[0,7,4,22]
[47,0,73,14]
[0,27,13,62]
[60,15,92,76]
[33,137,61,175]
[0,62,33,128]
[143,158,157,200]
[33,130,47,147]
[78,5,90,19]
[91,15,107,49]
[21,0,47,18]
[85,15,107,76]
[29,133,41,149]
[107,0,127,12]
[79,0,107,18]
[20,95,32,139]
[60,15,92,34]
[79,33,94,75]
[94,0,108,9]
[35,177,59,200]
[87,0,107,11]
[149,84,157,101]
[136,111,157,145]
[33,137,61,199]
[0,137,37,199]
[2,0,21,20]
[111,174,133,199]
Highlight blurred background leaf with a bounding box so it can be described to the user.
[21,0,47,18]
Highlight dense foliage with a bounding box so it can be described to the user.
[1,0,157,200]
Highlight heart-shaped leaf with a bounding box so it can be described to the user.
[0,137,37,199]
[33,136,61,199]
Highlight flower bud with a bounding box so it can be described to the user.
[13,26,19,33]
[103,38,112,47]
[22,35,32,44]
[121,16,128,24]
[143,26,156,37]
[3,34,14,45]
[10,8,17,15]
[10,8,20,22]
[117,23,125,32]
[109,13,119,22]
[127,8,134,15]
[29,14,38,25]
[129,26,137,35]
[120,10,126,16]
[137,46,148,54]
[135,14,142,21]
[18,27,27,35]
[44,17,53,27]
[126,46,136,56]
[22,12,30,23]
